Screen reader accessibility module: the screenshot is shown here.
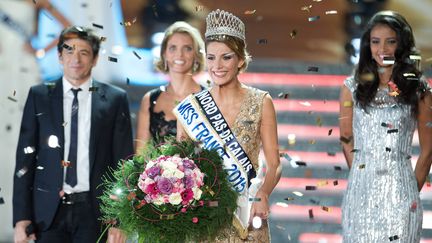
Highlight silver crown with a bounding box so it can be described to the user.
[205,9,245,42]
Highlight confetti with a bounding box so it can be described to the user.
[278,92,290,99]
[385,147,391,152]
[317,180,328,187]
[292,191,303,197]
[358,164,366,169]
[327,151,336,156]
[409,55,421,60]
[195,5,204,11]
[81,3,88,8]
[308,66,319,72]
[290,30,297,39]
[62,121,67,127]
[308,16,320,22]
[24,146,35,154]
[305,186,316,190]
[100,36,107,42]
[295,161,307,166]
[47,135,60,148]
[7,96,17,102]
[301,5,312,12]
[36,166,44,170]
[321,206,330,212]
[308,209,314,219]
[89,87,99,92]
[308,140,316,145]
[316,117,322,127]
[284,197,294,201]
[249,197,261,202]
[333,180,338,186]
[299,101,311,107]
[325,10,338,15]
[257,39,267,44]
[403,73,416,77]
[16,167,28,178]
[343,101,353,107]
[133,51,141,60]
[244,10,256,15]
[61,160,71,167]
[339,136,352,144]
[383,56,395,65]
[108,56,118,62]
[387,129,398,134]
[334,166,342,171]
[276,202,289,207]
[389,235,399,241]
[92,23,103,29]
[288,134,296,145]
[327,129,333,136]
[0,197,4,205]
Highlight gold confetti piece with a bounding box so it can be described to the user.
[328,129,333,136]
[321,206,330,212]
[387,129,398,134]
[195,5,204,11]
[409,55,421,60]
[305,185,316,190]
[100,36,107,42]
[62,121,67,127]
[288,134,296,145]
[244,9,256,15]
[343,101,353,107]
[276,202,289,207]
[334,166,342,171]
[308,140,316,145]
[358,164,365,169]
[308,16,320,22]
[316,117,322,127]
[13,90,16,96]
[16,167,28,178]
[92,23,103,29]
[292,191,303,197]
[301,5,312,12]
[295,161,307,166]
[0,197,4,204]
[325,10,338,15]
[284,197,294,201]
[290,30,297,39]
[89,87,99,92]
[278,92,290,99]
[333,180,338,186]
[317,180,328,187]
[36,166,44,170]
[389,235,399,241]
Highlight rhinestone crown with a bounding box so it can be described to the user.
[205,9,245,42]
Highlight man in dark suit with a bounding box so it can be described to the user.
[13,26,134,243]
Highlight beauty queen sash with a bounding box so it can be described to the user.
[173,90,257,237]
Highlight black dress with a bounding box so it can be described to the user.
[148,86,204,141]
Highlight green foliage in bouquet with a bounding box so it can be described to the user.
[99,138,239,243]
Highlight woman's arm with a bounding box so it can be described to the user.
[415,91,432,191]
[250,94,282,220]
[135,93,151,153]
[339,85,354,169]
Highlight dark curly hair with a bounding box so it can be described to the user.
[354,11,425,115]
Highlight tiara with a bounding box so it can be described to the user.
[205,9,245,42]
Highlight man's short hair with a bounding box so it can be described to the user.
[57,26,101,56]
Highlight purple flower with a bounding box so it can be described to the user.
[183,176,194,189]
[183,159,196,169]
[156,177,173,195]
[147,166,160,179]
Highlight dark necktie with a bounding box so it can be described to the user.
[66,88,81,187]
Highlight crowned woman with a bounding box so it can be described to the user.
[174,9,282,242]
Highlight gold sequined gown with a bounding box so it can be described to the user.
[342,77,422,242]
[212,85,270,243]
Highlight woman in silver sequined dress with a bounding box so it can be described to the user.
[340,11,432,242]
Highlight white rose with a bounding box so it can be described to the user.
[173,169,184,179]
[162,168,175,178]
[162,161,177,170]
[144,177,154,185]
[192,187,202,200]
[153,195,165,205]
[145,161,155,169]
[169,192,182,205]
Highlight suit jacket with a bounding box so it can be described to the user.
[12,78,134,231]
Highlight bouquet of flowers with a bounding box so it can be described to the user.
[99,139,238,243]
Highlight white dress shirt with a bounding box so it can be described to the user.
[62,77,92,193]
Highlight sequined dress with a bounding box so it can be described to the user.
[212,85,270,243]
[342,77,422,242]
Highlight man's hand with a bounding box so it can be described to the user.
[14,220,36,243]
[108,227,127,243]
